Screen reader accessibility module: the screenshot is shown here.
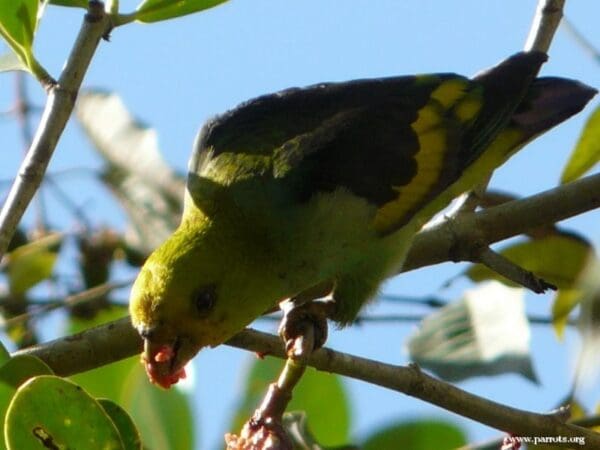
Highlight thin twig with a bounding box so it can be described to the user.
[0,280,133,329]
[562,17,600,64]
[16,322,600,449]
[14,73,34,149]
[475,247,556,293]
[377,294,447,308]
[15,72,47,232]
[44,176,92,229]
[259,313,577,327]
[0,2,110,259]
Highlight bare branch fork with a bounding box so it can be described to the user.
[457,0,571,290]
[402,172,600,273]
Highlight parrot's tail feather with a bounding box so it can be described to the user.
[513,77,597,140]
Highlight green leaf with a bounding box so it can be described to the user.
[361,419,467,450]
[135,0,229,23]
[561,106,600,183]
[0,354,53,388]
[408,282,537,382]
[119,364,194,450]
[231,356,351,447]
[5,375,124,450]
[552,289,582,339]
[99,399,143,450]
[0,342,10,367]
[68,306,187,449]
[0,0,38,69]
[4,233,62,294]
[466,232,593,289]
[0,355,54,450]
[72,347,193,450]
[0,384,13,450]
[0,51,28,73]
[551,258,600,341]
[49,0,88,8]
[70,353,139,404]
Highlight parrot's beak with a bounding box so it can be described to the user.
[141,335,191,389]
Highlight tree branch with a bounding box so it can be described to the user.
[16,316,140,376]
[16,320,600,448]
[0,2,110,259]
[402,172,600,273]
[525,0,566,53]
[475,247,556,293]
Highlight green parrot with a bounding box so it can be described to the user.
[129,52,596,388]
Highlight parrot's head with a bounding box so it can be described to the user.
[129,225,280,388]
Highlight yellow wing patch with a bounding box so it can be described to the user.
[454,89,483,122]
[431,78,469,108]
[372,78,483,234]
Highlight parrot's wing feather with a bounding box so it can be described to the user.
[191,74,438,170]
[190,52,595,234]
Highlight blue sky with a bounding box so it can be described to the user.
[1,1,600,448]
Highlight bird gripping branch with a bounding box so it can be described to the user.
[129,52,596,388]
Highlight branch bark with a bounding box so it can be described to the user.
[402,172,600,273]
[16,320,600,448]
[0,2,110,259]
[525,0,566,53]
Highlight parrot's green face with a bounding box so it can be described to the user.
[129,228,280,389]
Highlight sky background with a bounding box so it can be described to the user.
[1,1,600,449]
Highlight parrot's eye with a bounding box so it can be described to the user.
[193,285,217,317]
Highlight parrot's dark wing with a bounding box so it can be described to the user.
[191,52,595,234]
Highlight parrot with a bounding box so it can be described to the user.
[129,51,596,388]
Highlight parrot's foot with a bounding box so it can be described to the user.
[278,300,335,359]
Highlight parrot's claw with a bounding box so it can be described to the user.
[278,300,335,359]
